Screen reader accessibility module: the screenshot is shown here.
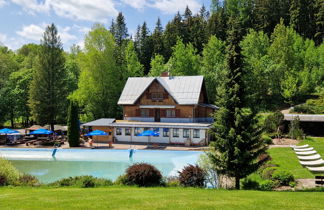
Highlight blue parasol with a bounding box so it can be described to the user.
[29,129,53,135]
[137,130,159,137]
[85,130,108,136]
[0,128,20,135]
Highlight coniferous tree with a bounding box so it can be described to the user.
[29,24,68,130]
[208,16,267,189]
[67,100,80,147]
[135,22,153,74]
[152,18,164,56]
[110,12,129,46]
[125,41,144,77]
[207,5,227,41]
[315,0,324,45]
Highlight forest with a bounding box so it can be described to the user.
[0,0,323,128]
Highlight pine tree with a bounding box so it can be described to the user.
[135,22,153,75]
[315,0,324,45]
[208,17,267,189]
[207,6,227,41]
[29,24,68,130]
[152,18,164,56]
[111,12,129,46]
[67,100,80,147]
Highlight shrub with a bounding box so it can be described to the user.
[126,163,162,187]
[0,158,20,186]
[18,174,39,186]
[262,134,273,145]
[261,167,278,179]
[178,165,206,187]
[259,180,276,191]
[114,174,129,185]
[288,116,304,140]
[166,176,180,187]
[51,176,112,187]
[263,111,284,133]
[271,170,294,186]
[289,181,297,188]
[0,175,8,186]
[241,178,259,190]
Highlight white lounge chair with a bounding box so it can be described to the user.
[291,144,309,149]
[295,150,317,156]
[306,166,324,173]
[297,154,321,161]
[300,159,324,166]
[294,147,314,152]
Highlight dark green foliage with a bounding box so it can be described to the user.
[0,175,7,186]
[152,18,164,56]
[110,12,129,46]
[51,176,113,188]
[114,174,129,185]
[28,23,68,129]
[125,163,162,187]
[271,170,295,186]
[314,0,324,45]
[209,14,268,190]
[178,165,206,187]
[135,22,153,74]
[263,111,284,133]
[67,100,80,147]
[241,178,259,190]
[288,116,304,140]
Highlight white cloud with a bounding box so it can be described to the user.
[10,0,118,22]
[0,33,7,43]
[0,0,7,7]
[16,23,77,44]
[122,0,201,14]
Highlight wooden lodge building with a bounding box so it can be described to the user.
[83,73,217,146]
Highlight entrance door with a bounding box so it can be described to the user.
[155,109,160,122]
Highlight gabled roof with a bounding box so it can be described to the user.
[118,76,204,105]
[82,118,116,127]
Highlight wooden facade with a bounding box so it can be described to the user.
[122,80,214,122]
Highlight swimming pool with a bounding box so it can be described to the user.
[0,148,203,183]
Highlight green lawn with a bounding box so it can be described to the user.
[0,186,324,209]
[268,137,324,179]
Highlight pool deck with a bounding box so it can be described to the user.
[0,142,209,151]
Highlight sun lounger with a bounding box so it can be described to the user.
[297,154,321,161]
[300,159,324,166]
[307,166,324,173]
[294,147,314,152]
[291,144,309,149]
[295,150,317,156]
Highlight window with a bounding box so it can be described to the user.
[183,129,190,138]
[135,127,143,136]
[116,128,122,135]
[151,92,163,100]
[125,128,131,136]
[193,129,200,138]
[153,128,159,137]
[163,128,169,137]
[140,109,149,117]
[173,128,179,137]
[166,109,175,118]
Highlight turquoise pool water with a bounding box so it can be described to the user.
[0,148,202,183]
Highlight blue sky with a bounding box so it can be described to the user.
[0,0,211,51]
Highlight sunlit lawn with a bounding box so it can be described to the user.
[268,137,324,179]
[0,186,324,210]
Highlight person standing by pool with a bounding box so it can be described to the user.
[88,138,93,148]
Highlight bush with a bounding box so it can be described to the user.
[241,178,259,190]
[271,170,294,186]
[166,176,180,187]
[178,165,206,187]
[114,174,129,185]
[259,180,276,191]
[126,163,163,187]
[18,174,39,186]
[261,167,278,179]
[288,116,304,140]
[51,176,113,187]
[0,158,20,186]
[263,111,284,133]
[262,134,273,145]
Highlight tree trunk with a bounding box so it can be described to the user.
[235,177,240,189]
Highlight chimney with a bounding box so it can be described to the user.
[160,72,169,77]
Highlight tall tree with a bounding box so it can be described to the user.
[149,54,166,76]
[110,12,129,46]
[71,24,121,121]
[167,38,201,76]
[28,24,68,130]
[67,100,80,147]
[315,0,324,45]
[290,0,316,39]
[152,18,165,56]
[207,6,227,41]
[208,16,267,189]
[125,41,144,77]
[200,36,226,104]
[135,22,153,74]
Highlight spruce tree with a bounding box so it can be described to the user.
[28,24,68,130]
[111,12,129,46]
[152,18,164,56]
[67,100,80,147]
[208,17,267,189]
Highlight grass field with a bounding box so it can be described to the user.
[268,137,324,179]
[0,186,324,210]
